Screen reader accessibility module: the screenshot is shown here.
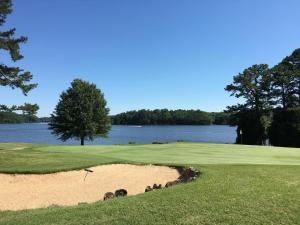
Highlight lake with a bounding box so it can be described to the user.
[0,123,236,145]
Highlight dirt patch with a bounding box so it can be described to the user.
[0,164,180,211]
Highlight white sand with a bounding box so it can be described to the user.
[0,164,179,211]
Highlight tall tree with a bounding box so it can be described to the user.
[225,64,272,145]
[225,64,272,112]
[0,0,37,94]
[270,63,297,109]
[268,49,300,147]
[281,48,300,105]
[49,79,111,145]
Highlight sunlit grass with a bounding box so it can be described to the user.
[0,142,299,225]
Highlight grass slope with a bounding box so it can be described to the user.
[0,142,299,225]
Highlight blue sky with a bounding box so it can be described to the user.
[1,0,300,116]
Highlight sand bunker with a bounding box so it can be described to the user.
[0,164,180,211]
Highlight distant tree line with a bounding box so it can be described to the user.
[0,111,36,123]
[0,103,39,123]
[0,108,231,126]
[226,48,300,147]
[112,109,230,125]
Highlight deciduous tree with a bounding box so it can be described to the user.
[49,79,111,145]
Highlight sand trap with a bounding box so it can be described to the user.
[0,164,180,211]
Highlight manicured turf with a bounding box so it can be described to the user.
[1,142,300,173]
[0,142,300,225]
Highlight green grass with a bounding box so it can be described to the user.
[0,142,300,225]
[0,143,118,174]
[1,142,299,173]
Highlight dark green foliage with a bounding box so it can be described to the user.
[270,63,298,108]
[38,117,51,123]
[18,103,39,116]
[0,110,230,125]
[0,111,38,123]
[210,112,231,125]
[112,109,229,125]
[152,141,164,144]
[233,109,269,145]
[225,64,272,145]
[0,104,17,112]
[0,111,23,123]
[269,107,300,147]
[269,49,300,108]
[0,0,37,95]
[0,103,39,123]
[225,64,272,111]
[281,49,300,105]
[49,79,111,145]
[225,49,300,146]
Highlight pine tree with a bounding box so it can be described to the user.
[270,63,297,108]
[281,48,300,105]
[225,64,272,145]
[0,0,37,94]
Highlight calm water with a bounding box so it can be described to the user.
[0,123,236,145]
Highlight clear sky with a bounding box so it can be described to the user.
[1,0,300,116]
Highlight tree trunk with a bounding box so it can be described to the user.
[282,85,286,109]
[298,83,300,106]
[80,138,84,146]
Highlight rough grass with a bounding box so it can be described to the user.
[0,142,300,225]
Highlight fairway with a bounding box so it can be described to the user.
[0,142,300,225]
[1,142,300,174]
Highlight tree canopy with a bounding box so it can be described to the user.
[18,103,39,116]
[225,64,272,112]
[49,79,111,145]
[112,109,230,125]
[226,48,300,147]
[270,63,297,108]
[0,0,37,94]
[0,102,39,123]
[225,64,272,145]
[0,0,39,119]
[279,48,300,106]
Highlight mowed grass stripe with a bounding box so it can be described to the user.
[1,142,299,174]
